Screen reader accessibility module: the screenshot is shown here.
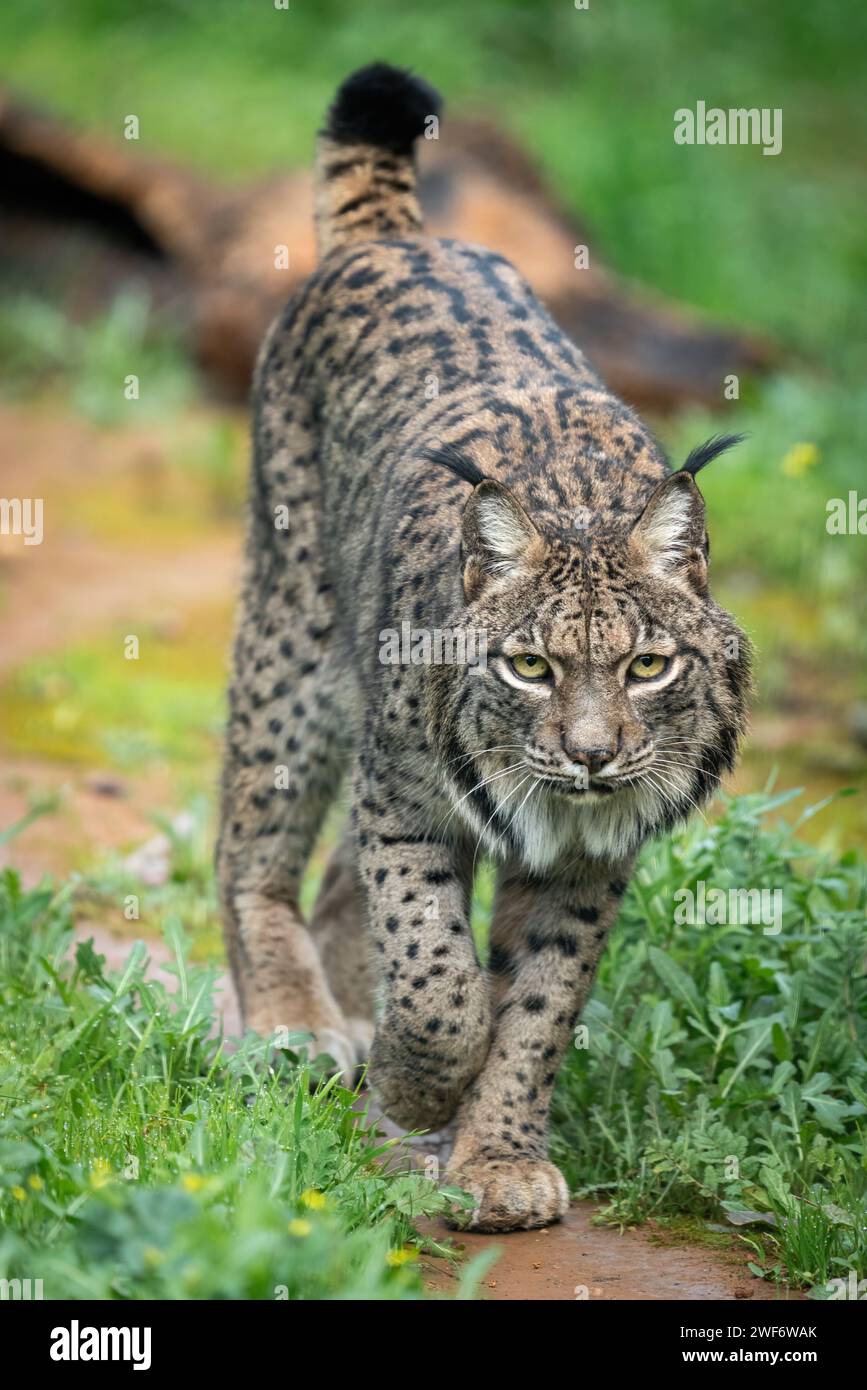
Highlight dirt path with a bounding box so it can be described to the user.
[0,403,241,677]
[0,756,176,884]
[0,401,240,882]
[421,1206,798,1301]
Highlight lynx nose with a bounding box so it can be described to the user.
[561,729,621,773]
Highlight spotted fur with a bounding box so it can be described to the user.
[217,63,751,1232]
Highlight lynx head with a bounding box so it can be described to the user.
[429,438,751,870]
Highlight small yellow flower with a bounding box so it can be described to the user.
[52,704,81,732]
[27,1174,44,1191]
[182,1173,207,1193]
[11,1185,26,1202]
[143,1245,162,1268]
[386,1246,418,1267]
[780,441,819,478]
[288,1218,312,1237]
[300,1188,327,1210]
[90,1159,113,1189]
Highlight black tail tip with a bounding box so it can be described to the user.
[324,63,442,154]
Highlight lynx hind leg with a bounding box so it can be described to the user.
[218,654,360,1072]
[217,387,360,1074]
[309,828,376,1062]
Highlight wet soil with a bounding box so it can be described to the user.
[420,1207,800,1301]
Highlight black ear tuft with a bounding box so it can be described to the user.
[425,443,488,487]
[680,432,747,477]
[324,63,442,153]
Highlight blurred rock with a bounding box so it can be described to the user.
[0,87,777,411]
[84,772,127,798]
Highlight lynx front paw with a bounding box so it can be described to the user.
[448,1158,570,1232]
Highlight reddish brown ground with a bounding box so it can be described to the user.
[421,1208,800,1301]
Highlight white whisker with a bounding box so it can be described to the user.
[435,762,526,837]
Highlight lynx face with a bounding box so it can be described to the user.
[433,472,751,868]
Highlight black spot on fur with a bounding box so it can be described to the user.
[523,995,546,1014]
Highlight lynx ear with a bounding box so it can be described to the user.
[631,472,708,592]
[461,480,545,601]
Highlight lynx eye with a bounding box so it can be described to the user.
[629,653,668,680]
[510,653,550,681]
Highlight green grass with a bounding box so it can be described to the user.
[0,621,227,773]
[0,289,195,423]
[2,788,864,1298]
[0,866,483,1299]
[550,786,867,1296]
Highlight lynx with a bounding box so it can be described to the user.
[218,63,750,1231]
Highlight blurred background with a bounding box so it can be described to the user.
[0,0,864,952]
